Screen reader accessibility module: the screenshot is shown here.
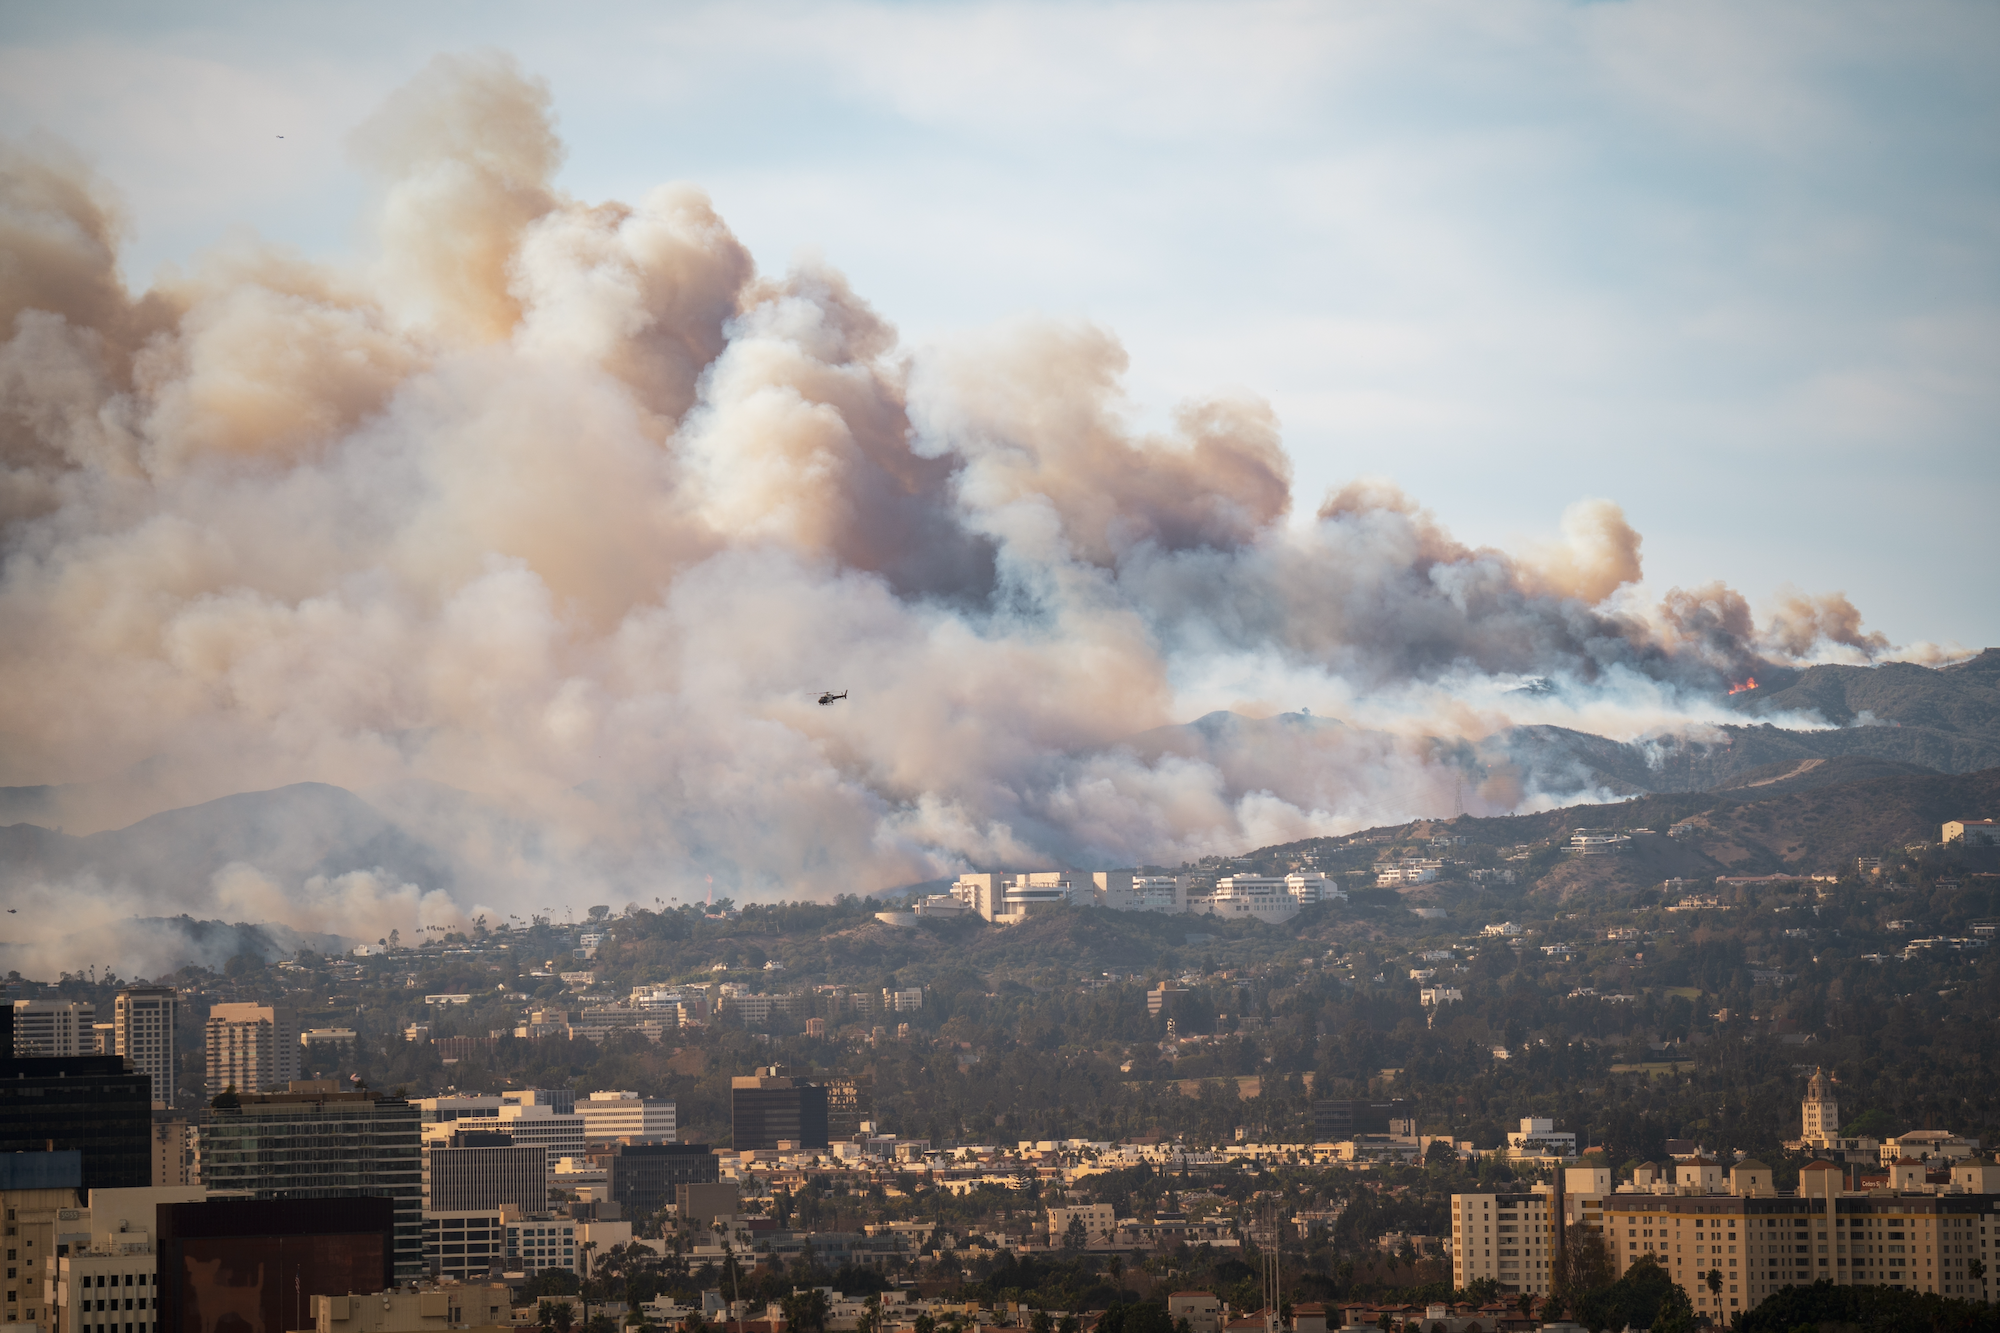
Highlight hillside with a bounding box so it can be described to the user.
[1728,647,2000,732]
[0,782,455,896]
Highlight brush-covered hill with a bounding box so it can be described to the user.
[0,781,453,896]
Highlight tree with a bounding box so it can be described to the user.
[551,1303,576,1333]
[1550,1231,1613,1317]
[1572,1255,1679,1333]
[781,1289,830,1333]
[1063,1215,1089,1251]
[1458,1277,1500,1305]
[1648,1286,1696,1333]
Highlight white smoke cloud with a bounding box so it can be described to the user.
[0,53,1924,952]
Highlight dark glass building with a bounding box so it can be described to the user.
[198,1086,422,1281]
[0,1034,152,1189]
[1311,1098,1413,1141]
[606,1143,719,1219]
[156,1197,394,1333]
[730,1070,828,1150]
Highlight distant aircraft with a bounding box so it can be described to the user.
[817,690,848,705]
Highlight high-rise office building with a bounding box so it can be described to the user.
[114,987,178,1106]
[422,1130,547,1213]
[195,1084,422,1281]
[11,1000,96,1057]
[203,1002,298,1097]
[730,1069,828,1150]
[0,1042,152,1190]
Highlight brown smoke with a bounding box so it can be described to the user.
[0,52,1911,944]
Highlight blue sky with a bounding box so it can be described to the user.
[4,0,1996,651]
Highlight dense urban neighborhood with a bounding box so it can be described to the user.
[7,769,2000,1331]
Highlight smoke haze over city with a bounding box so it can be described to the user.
[1,11,1995,966]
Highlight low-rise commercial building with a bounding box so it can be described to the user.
[310,1283,514,1333]
[579,1091,676,1143]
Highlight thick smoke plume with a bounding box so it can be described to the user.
[0,54,1913,950]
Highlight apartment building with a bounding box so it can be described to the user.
[114,988,177,1108]
[1449,1190,1556,1298]
[1048,1202,1117,1246]
[1598,1164,1998,1318]
[1467,1153,2000,1322]
[203,1002,299,1097]
[1,1150,83,1330]
[150,1114,198,1188]
[11,1000,95,1057]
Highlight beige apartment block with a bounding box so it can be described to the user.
[204,1002,300,1097]
[1449,1191,1556,1298]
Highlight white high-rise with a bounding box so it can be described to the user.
[12,1000,95,1057]
[114,987,177,1106]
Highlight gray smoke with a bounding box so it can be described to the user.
[0,53,1928,960]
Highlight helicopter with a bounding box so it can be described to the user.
[817,690,848,706]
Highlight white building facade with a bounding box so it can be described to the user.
[578,1091,677,1143]
[115,988,177,1107]
[12,1000,95,1057]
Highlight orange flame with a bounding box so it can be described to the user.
[1727,677,1758,695]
